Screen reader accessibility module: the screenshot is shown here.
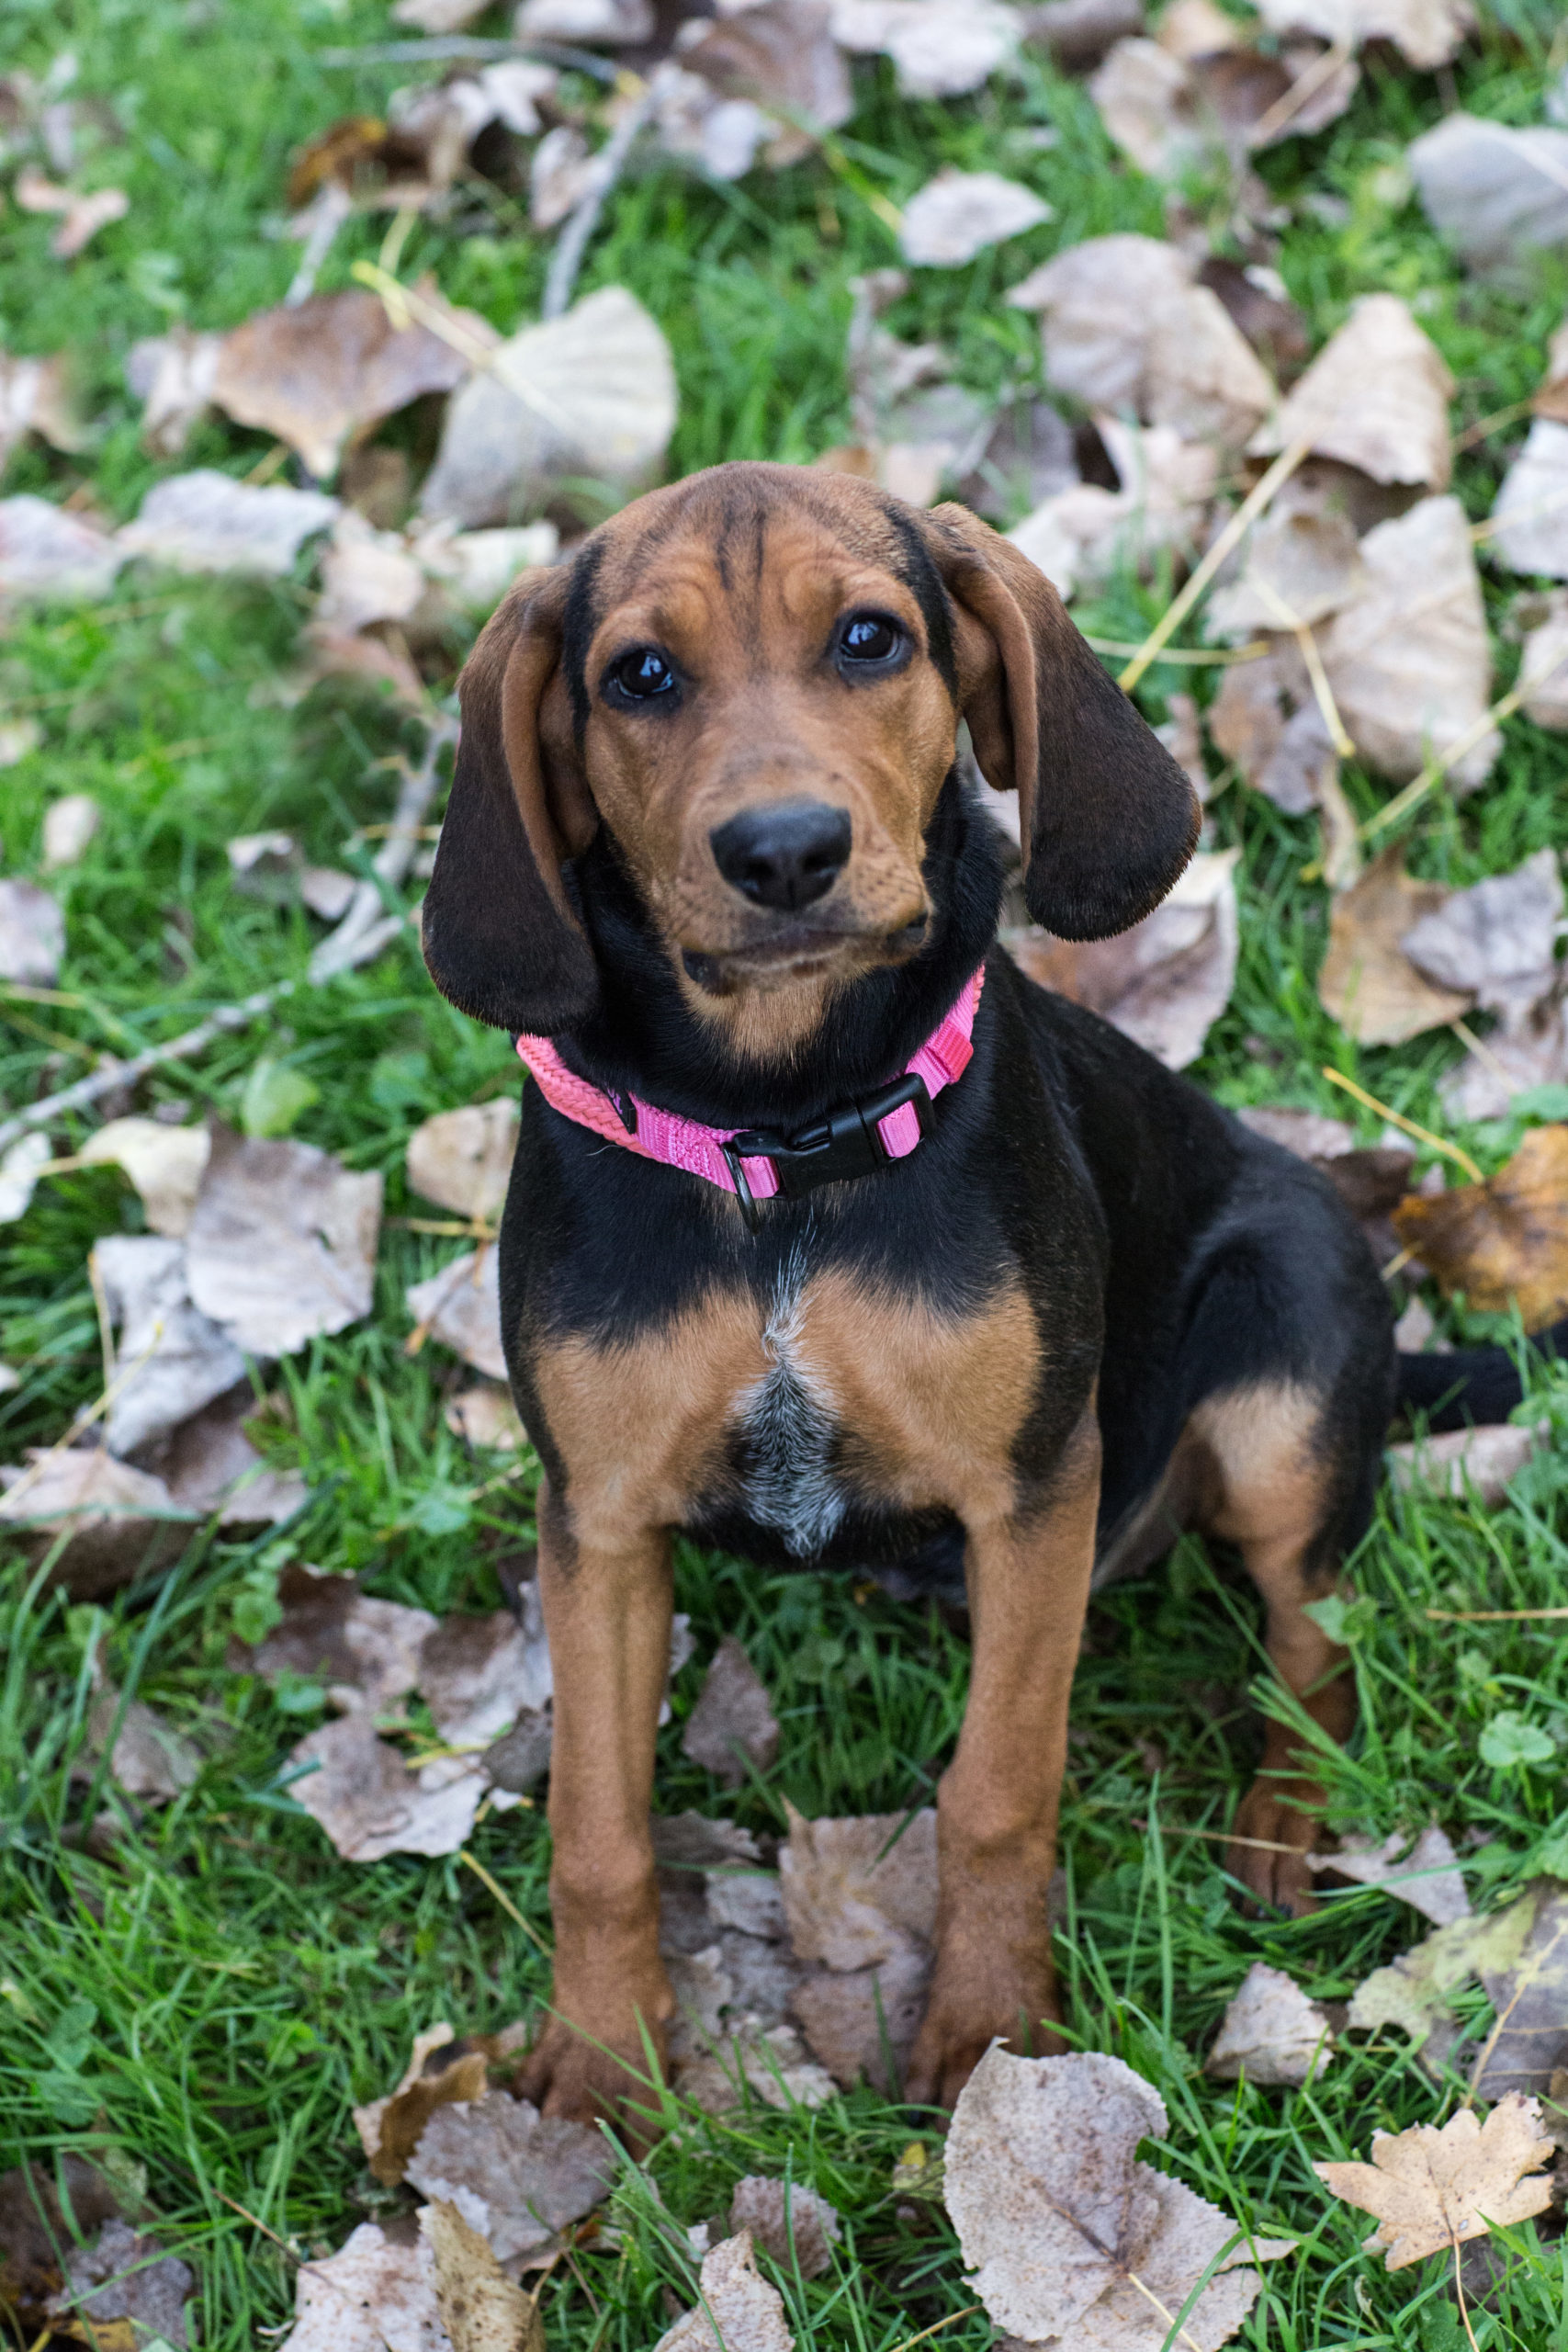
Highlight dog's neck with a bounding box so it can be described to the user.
[557,768,1004,1134]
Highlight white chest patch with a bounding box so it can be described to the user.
[732,1251,846,1557]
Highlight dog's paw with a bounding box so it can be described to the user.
[1229,1776,1323,1915]
[514,2014,668,2147]
[903,1955,1064,2109]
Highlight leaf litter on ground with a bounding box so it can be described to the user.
[1204,1961,1335,2086]
[1315,2094,1553,2271]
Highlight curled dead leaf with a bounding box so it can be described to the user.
[119,472,340,578]
[0,495,122,601]
[1393,1126,1568,1331]
[1250,293,1452,490]
[681,1636,780,1786]
[1205,1961,1335,2086]
[1409,112,1568,285]
[1317,847,1470,1047]
[408,1101,520,1223]
[1315,2095,1552,2271]
[653,2229,795,2352]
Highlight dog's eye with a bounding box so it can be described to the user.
[838,614,905,667]
[607,647,679,702]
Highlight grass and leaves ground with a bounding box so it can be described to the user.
[4,3,1568,2346]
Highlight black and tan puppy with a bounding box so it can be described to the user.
[421,460,1397,2128]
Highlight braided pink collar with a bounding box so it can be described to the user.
[514,964,984,1229]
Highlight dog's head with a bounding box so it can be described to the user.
[422,461,1200,1041]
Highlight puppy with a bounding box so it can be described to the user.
[422,460,1395,2127]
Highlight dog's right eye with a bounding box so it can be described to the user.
[605,647,679,704]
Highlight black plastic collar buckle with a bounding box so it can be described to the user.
[720,1071,935,1235]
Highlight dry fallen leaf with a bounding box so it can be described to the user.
[1308,1825,1472,1928]
[1317,848,1470,1047]
[945,2045,1293,2348]
[313,510,428,636]
[45,2219,194,2349]
[0,1134,51,1226]
[41,791,100,868]
[1517,590,1568,728]
[1470,1881,1568,2102]
[0,1446,192,1600]
[288,1711,490,1861]
[728,2177,840,2279]
[280,2220,442,2352]
[407,1248,507,1382]
[421,286,677,529]
[1207,504,1365,639]
[126,326,222,458]
[119,471,341,578]
[93,1235,247,1458]
[1315,2095,1552,2271]
[185,1123,382,1358]
[1010,417,1218,601]
[1489,420,1568,583]
[1393,1126,1568,1330]
[419,1601,554,1747]
[1010,233,1272,449]
[422,2198,535,2352]
[1250,293,1451,490]
[409,1101,520,1223]
[15,165,129,256]
[898,170,1051,268]
[1255,0,1471,71]
[75,1677,201,1804]
[789,1938,930,2095]
[1205,1961,1335,2086]
[682,1636,781,1787]
[0,493,123,600]
[240,1563,436,1714]
[677,0,854,171]
[0,347,87,461]
[155,1382,310,1527]
[355,2025,492,2188]
[781,1805,938,1970]
[211,288,485,481]
[1091,31,1356,185]
[446,1384,525,1452]
[1005,847,1239,1071]
[0,878,64,986]
[829,0,1021,100]
[653,2229,795,2352]
[405,2094,615,2264]
[1401,848,1562,1042]
[1236,1105,1356,1159]
[1347,1883,1545,2055]
[515,0,653,40]
[1409,112,1568,284]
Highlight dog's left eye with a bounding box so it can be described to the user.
[607,647,679,702]
[838,614,905,667]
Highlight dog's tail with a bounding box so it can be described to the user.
[1396,1317,1568,1431]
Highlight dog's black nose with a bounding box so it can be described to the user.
[709,800,852,912]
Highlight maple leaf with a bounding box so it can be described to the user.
[1315,2094,1553,2270]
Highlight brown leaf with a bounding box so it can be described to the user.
[313,511,427,634]
[0,2156,130,2328]
[1347,1885,1542,2051]
[14,166,128,257]
[1441,1002,1568,1125]
[280,2220,441,2352]
[92,1235,246,1457]
[1307,1825,1471,1928]
[1401,849,1562,1029]
[1315,2095,1552,2271]
[0,1447,192,1600]
[1255,0,1471,71]
[288,1711,489,1860]
[1472,1880,1568,2102]
[0,347,88,459]
[355,2026,491,2188]
[76,1680,201,1804]
[239,1564,435,1713]
[728,2177,840,2279]
[1205,1961,1335,2086]
[1010,232,1271,449]
[1489,420,1568,583]
[125,328,222,459]
[45,2220,193,2349]
[422,2199,536,2352]
[154,1384,310,1528]
[406,2094,615,2264]
[1207,641,1334,816]
[652,2229,796,2352]
[1393,1126,1568,1330]
[418,1603,553,1747]
[185,1123,382,1358]
[1198,258,1312,380]
[1005,846,1239,1071]
[211,288,483,481]
[408,1102,520,1223]
[119,471,340,578]
[945,2045,1293,2346]
[682,1636,781,1786]
[1250,294,1452,490]
[679,0,853,168]
[0,494,122,600]
[1316,848,1470,1047]
[1235,1106,1355,1160]
[780,1804,938,1971]
[1409,112,1568,284]
[1091,32,1356,184]
[789,1938,931,2092]
[898,170,1051,267]
[406,1247,507,1381]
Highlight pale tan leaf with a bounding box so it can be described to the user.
[780,1804,938,1970]
[238,1561,437,1714]
[119,472,340,578]
[1308,1825,1472,1927]
[1517,591,1568,728]
[421,286,676,529]
[1401,848,1562,1027]
[1489,420,1568,582]
[1250,294,1452,488]
[1235,1106,1355,1159]
[0,347,88,458]
[185,1124,382,1357]
[74,1679,200,1804]
[155,1384,310,1528]
[314,510,427,635]
[1206,641,1333,816]
[514,0,653,40]
[80,1118,209,1238]
[125,328,222,458]
[289,1712,489,1861]
[1205,1961,1335,2086]
[0,1446,192,1601]
[1387,1424,1549,1510]
[0,1133,49,1223]
[93,1235,246,1457]
[1254,0,1471,71]
[44,2219,194,2349]
[418,1602,553,1747]
[829,0,1021,99]
[898,170,1051,267]
[1347,1890,1540,2046]
[406,2095,615,2264]
[406,1248,507,1381]
[1409,112,1568,283]
[682,1636,780,1786]
[653,2230,795,2352]
[422,2199,534,2352]
[677,0,853,168]
[789,1939,930,2091]
[1316,847,1470,1047]
[393,0,491,27]
[407,1101,520,1222]
[279,2221,445,2352]
[728,2178,840,2279]
[1472,1883,1568,2101]
[41,791,100,867]
[0,877,64,985]
[1439,1001,1568,1123]
[15,166,128,256]
[1315,2094,1552,2271]
[1207,506,1365,636]
[411,521,558,614]
[446,1384,525,1452]
[0,493,122,600]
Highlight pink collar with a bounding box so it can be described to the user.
[514,964,985,1231]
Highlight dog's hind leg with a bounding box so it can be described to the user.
[1189,1383,1367,1915]
[904,1402,1101,2109]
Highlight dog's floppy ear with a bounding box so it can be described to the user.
[920,503,1200,941]
[422,563,600,1034]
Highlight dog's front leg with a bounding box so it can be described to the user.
[516,1479,675,2137]
[906,1411,1100,2109]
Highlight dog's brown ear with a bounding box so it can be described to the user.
[921,503,1200,941]
[422,565,600,1034]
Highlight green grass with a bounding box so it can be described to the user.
[3,2,1568,2345]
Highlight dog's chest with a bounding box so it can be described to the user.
[726,1259,848,1555]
